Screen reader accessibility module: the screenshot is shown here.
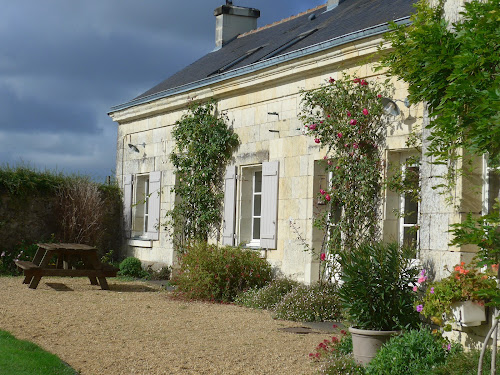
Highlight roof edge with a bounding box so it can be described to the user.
[109,16,410,115]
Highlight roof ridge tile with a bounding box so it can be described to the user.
[238,4,327,38]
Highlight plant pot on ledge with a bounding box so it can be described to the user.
[349,327,400,365]
[450,300,486,327]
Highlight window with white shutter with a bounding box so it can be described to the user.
[223,161,279,249]
[128,171,161,240]
[123,175,133,238]
[260,161,279,249]
[222,166,237,246]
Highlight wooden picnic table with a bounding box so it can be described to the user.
[14,243,117,290]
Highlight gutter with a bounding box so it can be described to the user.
[108,16,411,115]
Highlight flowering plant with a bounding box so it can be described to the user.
[416,262,496,326]
[300,74,392,255]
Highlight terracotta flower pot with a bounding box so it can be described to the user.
[349,327,400,365]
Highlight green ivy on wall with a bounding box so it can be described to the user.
[166,100,240,248]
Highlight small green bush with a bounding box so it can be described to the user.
[148,266,171,281]
[320,353,365,375]
[0,239,52,275]
[118,257,149,278]
[171,242,272,302]
[431,348,500,375]
[273,282,341,322]
[365,328,456,375]
[235,277,299,309]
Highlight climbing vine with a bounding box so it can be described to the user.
[166,100,240,248]
[300,75,393,255]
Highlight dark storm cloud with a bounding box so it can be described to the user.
[0,0,325,179]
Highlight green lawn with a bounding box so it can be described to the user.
[0,330,77,375]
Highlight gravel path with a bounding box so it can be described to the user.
[0,277,332,374]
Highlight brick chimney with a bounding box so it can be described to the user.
[214,3,260,49]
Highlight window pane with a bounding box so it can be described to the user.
[254,171,262,193]
[253,218,261,240]
[254,195,261,216]
[403,227,417,247]
[404,195,418,224]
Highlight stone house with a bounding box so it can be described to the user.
[108,0,496,286]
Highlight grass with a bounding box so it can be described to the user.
[0,329,78,375]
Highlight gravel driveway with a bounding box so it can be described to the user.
[0,277,332,374]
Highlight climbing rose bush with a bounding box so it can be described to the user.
[300,74,392,254]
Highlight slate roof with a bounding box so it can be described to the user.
[110,0,416,112]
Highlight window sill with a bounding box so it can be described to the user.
[128,239,153,248]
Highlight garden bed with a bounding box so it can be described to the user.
[0,277,331,374]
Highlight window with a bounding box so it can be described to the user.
[133,175,150,237]
[399,162,420,248]
[123,171,161,240]
[483,156,500,214]
[222,161,279,249]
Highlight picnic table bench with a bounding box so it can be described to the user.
[15,243,117,290]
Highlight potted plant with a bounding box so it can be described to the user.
[338,241,420,365]
[417,262,496,328]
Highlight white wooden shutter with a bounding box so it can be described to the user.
[260,161,279,249]
[222,166,237,246]
[123,175,133,238]
[146,171,161,240]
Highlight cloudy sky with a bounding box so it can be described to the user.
[0,0,325,182]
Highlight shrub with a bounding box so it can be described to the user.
[118,257,149,278]
[235,277,299,309]
[320,354,365,375]
[338,242,419,330]
[147,266,171,281]
[273,282,341,322]
[171,242,272,302]
[0,239,52,275]
[311,329,364,375]
[431,348,500,375]
[365,328,457,375]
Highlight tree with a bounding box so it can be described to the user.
[380,0,499,173]
[166,100,239,248]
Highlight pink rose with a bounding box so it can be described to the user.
[325,194,331,202]
[353,143,358,149]
[314,138,320,144]
[377,94,382,98]
[416,305,423,313]
[320,253,326,261]
[309,123,317,130]
[319,189,326,195]
[337,132,342,138]
[353,78,360,83]
[360,79,368,86]
[327,160,332,166]
[412,286,418,292]
[347,111,351,117]
[362,108,369,115]
[329,77,335,83]
[350,119,357,125]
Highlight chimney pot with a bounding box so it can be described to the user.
[214,4,260,49]
[326,0,342,11]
